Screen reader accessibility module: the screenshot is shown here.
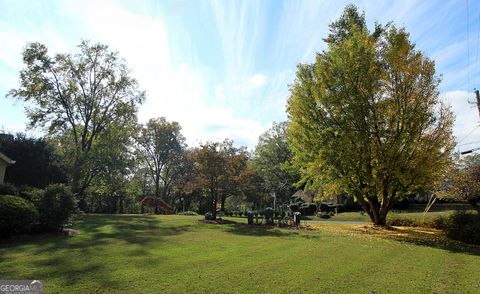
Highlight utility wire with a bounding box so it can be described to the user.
[476,13,480,86]
[457,125,480,145]
[467,0,470,91]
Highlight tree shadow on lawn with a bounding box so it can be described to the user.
[224,223,321,239]
[356,225,480,256]
[0,214,193,288]
[1,214,193,255]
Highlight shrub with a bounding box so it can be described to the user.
[341,202,362,212]
[319,212,331,219]
[177,211,198,216]
[264,207,274,224]
[386,217,418,227]
[299,205,309,216]
[392,198,410,210]
[308,203,318,214]
[444,211,480,245]
[36,184,77,231]
[0,195,38,237]
[319,203,330,212]
[0,183,18,196]
[18,186,44,203]
[289,203,300,212]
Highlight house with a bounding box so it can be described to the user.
[291,190,316,203]
[0,152,15,185]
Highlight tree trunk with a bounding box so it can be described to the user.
[212,196,217,220]
[367,197,386,226]
[220,195,226,212]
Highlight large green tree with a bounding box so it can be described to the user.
[253,122,299,205]
[136,117,186,214]
[287,5,454,225]
[8,41,145,210]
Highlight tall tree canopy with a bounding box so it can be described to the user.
[287,5,454,225]
[8,40,145,209]
[253,122,299,204]
[136,117,186,214]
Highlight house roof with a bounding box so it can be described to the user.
[0,152,15,165]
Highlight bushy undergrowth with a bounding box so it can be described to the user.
[35,184,77,231]
[0,195,38,237]
[0,184,77,236]
[387,211,480,245]
[177,211,198,216]
[444,211,480,245]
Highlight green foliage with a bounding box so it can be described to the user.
[443,211,480,245]
[136,117,187,214]
[252,121,300,205]
[299,203,317,215]
[8,40,145,209]
[189,140,249,219]
[287,5,454,225]
[0,133,67,188]
[289,203,300,212]
[264,207,274,224]
[36,184,77,231]
[0,183,18,196]
[441,154,480,212]
[177,211,198,216]
[0,195,38,237]
[386,217,418,227]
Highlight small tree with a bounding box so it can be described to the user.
[442,155,480,213]
[36,184,77,231]
[189,140,247,220]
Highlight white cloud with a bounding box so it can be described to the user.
[45,1,266,148]
[442,90,480,152]
[249,74,267,88]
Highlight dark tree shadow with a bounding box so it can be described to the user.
[223,222,321,239]
[1,214,193,258]
[0,214,194,289]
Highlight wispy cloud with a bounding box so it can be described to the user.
[0,0,480,150]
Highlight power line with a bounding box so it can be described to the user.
[476,12,480,86]
[467,0,470,91]
[457,125,480,145]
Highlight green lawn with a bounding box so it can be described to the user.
[1,214,479,293]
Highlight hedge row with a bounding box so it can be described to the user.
[0,184,77,237]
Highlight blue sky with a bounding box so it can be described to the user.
[1,0,480,150]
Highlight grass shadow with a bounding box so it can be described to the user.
[224,222,320,239]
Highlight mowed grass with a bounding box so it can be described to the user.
[1,214,480,293]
